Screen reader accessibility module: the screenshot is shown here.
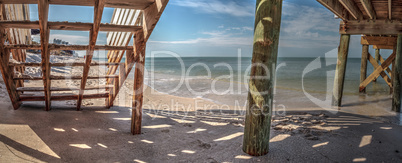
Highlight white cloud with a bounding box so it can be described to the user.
[171,0,254,17]
[279,2,341,48]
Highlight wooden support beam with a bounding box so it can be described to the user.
[360,45,368,93]
[19,93,109,101]
[16,85,113,92]
[77,0,105,110]
[361,36,397,46]
[332,34,350,107]
[316,0,349,21]
[0,21,142,32]
[340,20,402,35]
[360,0,376,19]
[0,0,154,10]
[374,49,380,82]
[388,0,392,20]
[5,44,134,51]
[14,75,118,80]
[38,0,50,111]
[379,54,392,78]
[0,23,20,109]
[392,35,401,112]
[10,62,121,67]
[131,0,169,135]
[242,0,282,156]
[338,0,362,20]
[131,46,146,135]
[359,52,395,92]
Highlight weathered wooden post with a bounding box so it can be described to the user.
[392,35,402,112]
[332,34,350,107]
[360,45,369,93]
[374,49,380,82]
[131,46,146,135]
[243,0,283,156]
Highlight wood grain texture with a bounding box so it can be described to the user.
[242,0,282,156]
[38,0,51,111]
[392,35,401,112]
[332,34,350,107]
[360,45,369,93]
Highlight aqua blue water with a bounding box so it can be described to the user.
[95,57,392,105]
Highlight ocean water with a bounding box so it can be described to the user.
[126,57,392,105]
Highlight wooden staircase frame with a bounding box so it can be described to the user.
[0,0,169,135]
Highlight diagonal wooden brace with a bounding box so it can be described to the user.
[359,52,395,92]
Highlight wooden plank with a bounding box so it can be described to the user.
[374,49,380,82]
[368,52,392,86]
[332,34,350,107]
[316,0,349,21]
[14,75,118,80]
[5,44,133,50]
[38,0,51,111]
[19,93,109,101]
[361,36,397,46]
[338,0,362,20]
[388,0,392,20]
[379,54,392,77]
[16,85,113,92]
[0,21,142,32]
[360,0,376,19]
[77,0,105,110]
[10,62,121,67]
[131,46,146,135]
[0,6,20,109]
[0,0,154,10]
[340,20,402,35]
[131,0,168,135]
[359,52,395,92]
[360,45,368,93]
[393,35,401,112]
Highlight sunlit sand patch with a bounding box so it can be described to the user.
[380,127,392,130]
[141,140,154,144]
[270,134,290,143]
[71,128,78,132]
[95,111,119,114]
[214,132,243,141]
[312,141,329,148]
[200,120,229,126]
[167,154,177,157]
[235,155,253,159]
[143,124,172,129]
[109,128,118,131]
[181,150,196,154]
[0,124,61,160]
[187,128,207,134]
[353,157,367,162]
[69,144,91,149]
[113,118,131,121]
[134,159,147,163]
[97,143,108,148]
[359,135,372,147]
[170,118,196,124]
[145,112,167,119]
[128,141,134,144]
[54,128,65,132]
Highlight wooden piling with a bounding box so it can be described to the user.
[392,35,402,112]
[374,49,380,82]
[131,47,146,135]
[243,0,282,156]
[360,45,369,93]
[332,34,350,107]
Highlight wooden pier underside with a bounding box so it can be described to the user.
[317,0,402,112]
[0,0,169,134]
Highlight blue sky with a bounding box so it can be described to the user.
[29,0,390,58]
